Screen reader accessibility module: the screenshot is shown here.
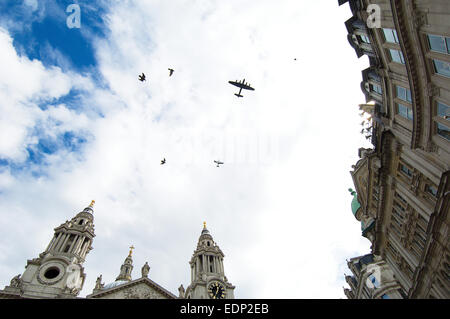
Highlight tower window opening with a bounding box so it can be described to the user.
[44,267,60,279]
[64,234,75,253]
[78,219,84,225]
[207,241,210,246]
[209,256,214,272]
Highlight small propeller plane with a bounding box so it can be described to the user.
[168,68,174,76]
[138,73,146,82]
[228,78,255,97]
[214,160,224,167]
[161,158,166,165]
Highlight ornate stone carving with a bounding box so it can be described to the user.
[178,284,185,298]
[426,141,438,153]
[413,10,428,29]
[427,83,440,97]
[141,262,150,278]
[95,274,104,290]
[9,274,22,288]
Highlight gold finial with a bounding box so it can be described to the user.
[129,245,135,257]
[203,221,206,229]
[89,200,95,207]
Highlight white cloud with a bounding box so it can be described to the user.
[0,27,95,162]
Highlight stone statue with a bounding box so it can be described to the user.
[141,262,150,278]
[178,284,185,298]
[95,274,104,290]
[10,274,22,288]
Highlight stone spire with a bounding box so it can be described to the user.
[183,222,235,299]
[115,246,134,282]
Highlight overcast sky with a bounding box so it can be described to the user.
[0,0,374,298]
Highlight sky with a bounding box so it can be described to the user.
[0,0,374,298]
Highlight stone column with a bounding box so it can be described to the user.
[55,233,67,252]
[69,235,79,253]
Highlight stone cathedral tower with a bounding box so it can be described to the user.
[0,201,95,299]
[183,222,235,299]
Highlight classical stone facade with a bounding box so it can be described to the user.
[0,203,235,299]
[339,0,449,299]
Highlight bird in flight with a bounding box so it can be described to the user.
[168,68,174,76]
[214,160,224,167]
[228,78,255,97]
[138,73,146,82]
[161,158,166,165]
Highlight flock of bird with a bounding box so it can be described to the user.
[138,67,255,168]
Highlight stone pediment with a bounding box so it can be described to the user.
[86,277,177,299]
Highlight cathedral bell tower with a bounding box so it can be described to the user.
[2,201,96,298]
[184,222,235,299]
[115,246,135,282]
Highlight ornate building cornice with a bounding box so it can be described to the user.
[390,0,425,150]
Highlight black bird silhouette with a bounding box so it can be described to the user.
[168,68,174,76]
[161,158,166,165]
[214,160,223,167]
[138,73,146,81]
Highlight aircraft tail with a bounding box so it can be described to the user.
[234,93,243,97]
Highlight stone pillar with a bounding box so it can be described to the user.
[69,235,79,253]
[55,233,66,252]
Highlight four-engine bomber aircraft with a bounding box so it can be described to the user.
[228,78,255,97]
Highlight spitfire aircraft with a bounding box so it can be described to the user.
[214,160,224,167]
[138,73,146,82]
[161,158,166,165]
[228,78,255,97]
[168,68,174,76]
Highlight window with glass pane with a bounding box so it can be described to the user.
[359,34,370,44]
[397,103,413,120]
[396,86,412,102]
[399,164,413,177]
[383,28,399,43]
[437,101,449,119]
[437,122,450,140]
[370,83,382,94]
[425,184,438,197]
[433,59,450,78]
[427,34,450,54]
[390,49,405,64]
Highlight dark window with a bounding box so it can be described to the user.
[44,267,60,279]
[397,103,413,120]
[399,164,413,177]
[427,34,450,54]
[425,184,438,197]
[370,83,383,94]
[383,28,399,43]
[390,49,405,64]
[359,34,370,44]
[437,101,449,119]
[396,86,412,102]
[437,122,450,140]
[433,59,450,78]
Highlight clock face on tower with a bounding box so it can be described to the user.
[208,281,226,299]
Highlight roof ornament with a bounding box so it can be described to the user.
[129,245,135,257]
[89,200,95,208]
[203,221,206,229]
